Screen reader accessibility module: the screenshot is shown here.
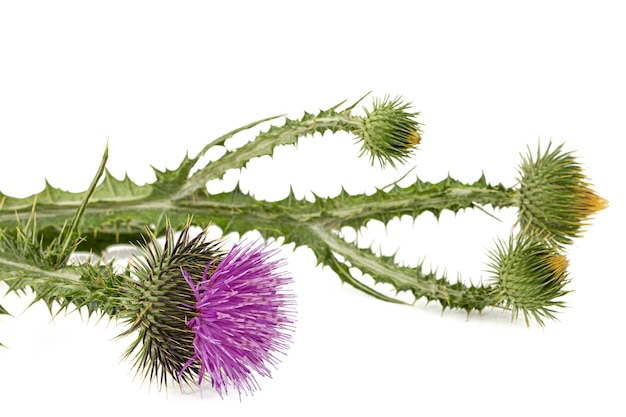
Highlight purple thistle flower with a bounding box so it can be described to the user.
[179,240,295,397]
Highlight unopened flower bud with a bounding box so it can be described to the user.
[354,96,422,167]
[516,142,608,246]
[488,231,570,326]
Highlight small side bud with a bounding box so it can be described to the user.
[516,142,608,246]
[487,231,570,326]
[354,96,422,167]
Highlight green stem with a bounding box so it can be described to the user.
[305,224,498,312]
[58,143,109,254]
[1,173,514,311]
[0,254,80,283]
[0,175,519,250]
[173,101,364,199]
[306,174,518,230]
[0,95,522,314]
[0,252,128,318]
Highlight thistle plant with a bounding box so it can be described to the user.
[0,145,295,395]
[0,93,606,395]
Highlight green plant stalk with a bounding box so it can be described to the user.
[0,181,505,314]
[0,254,126,318]
[0,97,516,313]
[0,95,604,321]
[0,176,518,244]
[303,223,498,311]
[0,169,518,312]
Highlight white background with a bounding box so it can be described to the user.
[1,1,624,415]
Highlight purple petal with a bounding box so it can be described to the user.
[179,240,295,397]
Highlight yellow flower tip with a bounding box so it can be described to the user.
[406,130,422,147]
[579,188,609,216]
[546,253,569,280]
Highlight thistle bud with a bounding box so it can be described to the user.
[117,221,295,396]
[487,231,570,326]
[354,96,422,167]
[516,142,608,246]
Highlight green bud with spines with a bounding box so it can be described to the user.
[516,142,608,246]
[487,231,570,327]
[354,95,421,167]
[117,220,224,389]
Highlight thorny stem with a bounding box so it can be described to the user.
[306,224,498,313]
[0,95,606,326]
[0,177,518,235]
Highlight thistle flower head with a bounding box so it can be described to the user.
[516,142,608,246]
[179,240,295,397]
[355,95,421,167]
[488,231,570,326]
[118,220,295,396]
